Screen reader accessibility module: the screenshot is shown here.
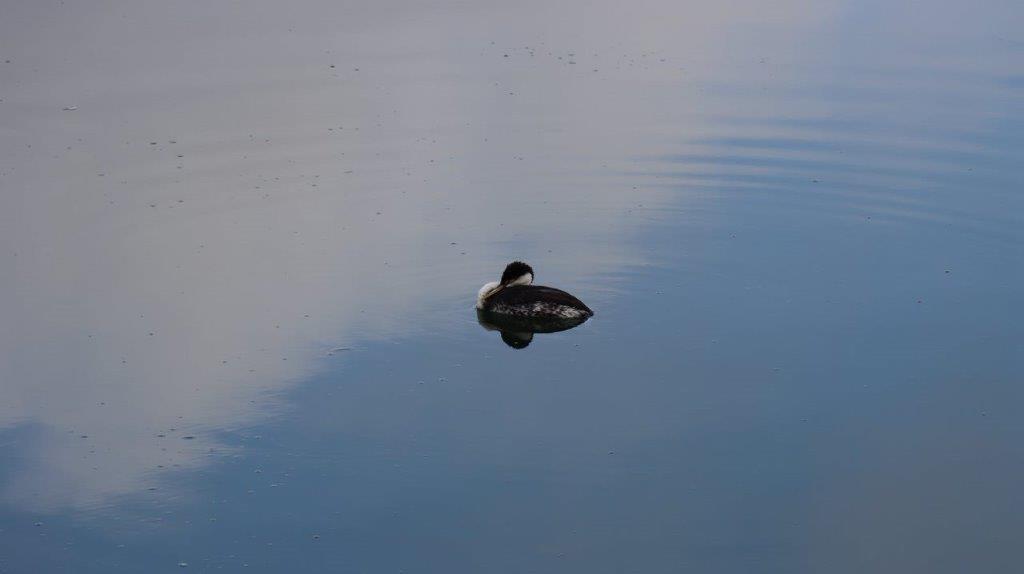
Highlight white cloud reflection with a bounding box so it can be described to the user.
[0,0,833,513]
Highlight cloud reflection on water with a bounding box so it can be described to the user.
[0,0,838,512]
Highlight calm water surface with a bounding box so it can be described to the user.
[2,1,1022,572]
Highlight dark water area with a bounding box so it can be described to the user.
[2,1,1023,572]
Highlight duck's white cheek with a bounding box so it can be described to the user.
[509,273,533,287]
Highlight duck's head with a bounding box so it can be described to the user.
[476,261,534,308]
[499,261,534,287]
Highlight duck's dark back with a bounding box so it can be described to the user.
[492,285,593,315]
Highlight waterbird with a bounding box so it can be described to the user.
[476,261,593,320]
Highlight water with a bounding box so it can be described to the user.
[1,1,1022,572]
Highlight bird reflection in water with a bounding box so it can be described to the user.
[476,310,591,349]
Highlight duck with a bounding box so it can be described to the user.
[476,261,593,320]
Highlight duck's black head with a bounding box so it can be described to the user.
[500,261,534,286]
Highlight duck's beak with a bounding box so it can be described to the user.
[483,284,505,301]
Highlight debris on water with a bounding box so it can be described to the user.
[178,562,188,568]
[182,436,195,440]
